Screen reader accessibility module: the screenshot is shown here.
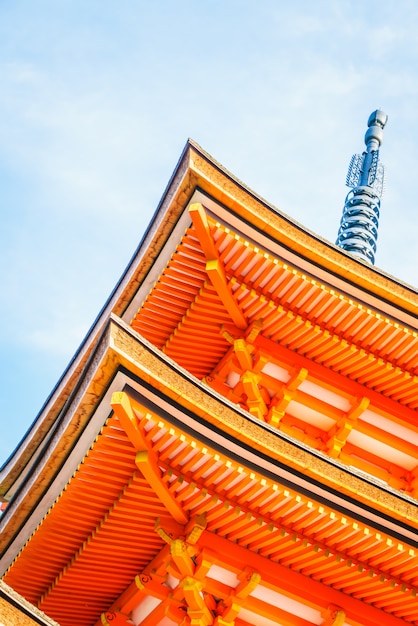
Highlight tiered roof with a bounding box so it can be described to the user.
[1,141,417,626]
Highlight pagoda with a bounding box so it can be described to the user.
[1,113,418,626]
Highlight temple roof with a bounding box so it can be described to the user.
[1,140,417,626]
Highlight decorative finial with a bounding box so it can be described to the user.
[335,110,388,264]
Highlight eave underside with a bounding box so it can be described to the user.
[3,335,418,626]
[130,201,418,497]
[2,143,418,626]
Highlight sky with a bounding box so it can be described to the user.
[1,0,418,465]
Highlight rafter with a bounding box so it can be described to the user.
[189,203,247,329]
[200,532,409,626]
[111,392,188,523]
[99,527,410,626]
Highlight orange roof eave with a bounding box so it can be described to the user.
[2,139,416,499]
[4,384,418,626]
[2,314,417,568]
[185,140,417,317]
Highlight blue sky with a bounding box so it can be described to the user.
[1,1,418,465]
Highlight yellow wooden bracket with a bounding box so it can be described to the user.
[186,513,207,545]
[171,539,196,577]
[235,568,261,598]
[220,324,243,344]
[234,338,254,371]
[325,424,352,459]
[326,396,369,459]
[252,351,269,374]
[218,600,241,623]
[194,550,213,581]
[241,371,268,419]
[274,390,294,414]
[100,612,132,625]
[266,391,292,426]
[219,320,263,350]
[245,318,263,342]
[181,576,213,626]
[322,605,346,626]
[155,517,185,544]
[288,367,309,390]
[155,525,174,544]
[213,618,234,626]
[167,604,189,625]
[213,570,260,625]
[266,367,307,426]
[266,404,284,427]
[134,573,171,601]
[348,396,370,420]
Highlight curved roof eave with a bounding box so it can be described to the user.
[1,139,416,498]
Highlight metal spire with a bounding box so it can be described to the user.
[335,110,388,264]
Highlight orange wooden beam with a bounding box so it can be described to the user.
[111,392,188,524]
[189,203,247,330]
[199,531,408,626]
[254,334,417,428]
